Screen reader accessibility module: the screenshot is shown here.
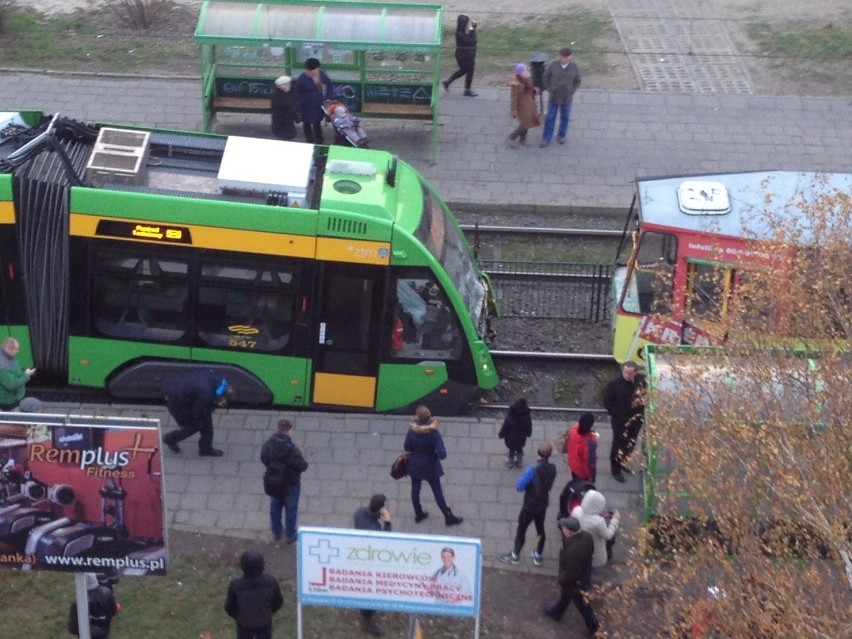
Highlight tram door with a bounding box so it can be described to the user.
[311,262,385,408]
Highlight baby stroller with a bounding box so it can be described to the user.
[558,478,595,519]
[322,100,370,148]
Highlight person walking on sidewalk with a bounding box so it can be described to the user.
[602,360,646,482]
[499,441,557,567]
[543,516,600,636]
[507,63,540,147]
[404,405,463,526]
[224,550,283,639]
[162,368,233,457]
[353,494,392,637]
[571,489,620,578]
[442,15,478,97]
[539,47,581,148]
[498,397,533,468]
[261,418,309,544]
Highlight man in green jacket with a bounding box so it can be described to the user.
[0,337,35,411]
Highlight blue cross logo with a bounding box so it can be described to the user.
[309,538,341,564]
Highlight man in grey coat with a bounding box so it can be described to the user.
[540,47,582,148]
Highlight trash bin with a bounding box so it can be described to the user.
[529,52,548,89]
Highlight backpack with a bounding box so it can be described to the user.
[263,461,290,498]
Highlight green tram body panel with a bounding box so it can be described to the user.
[0,111,496,414]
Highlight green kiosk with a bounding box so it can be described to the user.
[195,0,442,162]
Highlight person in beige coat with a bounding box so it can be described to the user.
[507,63,540,147]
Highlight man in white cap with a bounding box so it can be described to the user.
[271,75,299,141]
[67,572,118,638]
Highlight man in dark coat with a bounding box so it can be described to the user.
[162,368,233,457]
[543,516,599,636]
[499,441,557,566]
[260,418,308,544]
[224,550,283,639]
[601,360,647,482]
[67,572,118,639]
[498,396,533,468]
[353,494,392,636]
[441,14,478,96]
[294,57,332,143]
[270,75,299,141]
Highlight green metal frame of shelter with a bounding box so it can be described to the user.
[195,0,443,162]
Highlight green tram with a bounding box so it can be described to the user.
[0,111,497,414]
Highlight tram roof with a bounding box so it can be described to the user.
[635,170,852,241]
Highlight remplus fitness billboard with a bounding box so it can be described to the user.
[0,413,166,575]
[297,527,481,618]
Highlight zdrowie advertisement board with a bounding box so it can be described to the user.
[0,413,167,576]
[297,527,481,618]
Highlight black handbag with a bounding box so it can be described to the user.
[390,453,410,479]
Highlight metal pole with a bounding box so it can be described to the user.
[74,573,92,639]
[474,611,481,639]
[297,601,303,639]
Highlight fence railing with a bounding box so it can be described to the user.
[481,260,612,321]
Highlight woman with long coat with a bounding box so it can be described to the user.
[404,405,464,526]
[507,63,540,147]
[294,57,332,143]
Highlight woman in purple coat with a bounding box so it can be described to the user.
[404,405,464,526]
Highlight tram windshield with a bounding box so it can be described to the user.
[621,231,677,315]
[415,186,486,334]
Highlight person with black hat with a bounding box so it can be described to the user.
[224,549,283,639]
[544,516,599,636]
[162,368,234,457]
[294,57,333,143]
[353,494,392,636]
[404,405,464,526]
[67,572,118,639]
[539,47,582,148]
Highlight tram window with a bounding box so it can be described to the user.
[388,271,463,360]
[687,263,732,323]
[415,186,486,334]
[621,231,676,315]
[93,253,188,343]
[196,262,296,353]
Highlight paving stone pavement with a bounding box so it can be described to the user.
[2,70,849,214]
[53,400,633,577]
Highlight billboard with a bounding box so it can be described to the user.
[297,527,481,618]
[0,413,166,575]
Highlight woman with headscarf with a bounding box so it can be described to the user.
[404,405,464,526]
[507,63,540,147]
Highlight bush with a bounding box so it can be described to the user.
[104,0,169,30]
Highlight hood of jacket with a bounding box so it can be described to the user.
[240,549,265,577]
[409,417,439,434]
[509,397,530,416]
[456,14,469,32]
[579,489,606,516]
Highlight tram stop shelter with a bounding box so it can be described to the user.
[195,0,443,161]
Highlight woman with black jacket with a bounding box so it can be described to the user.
[441,15,478,97]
